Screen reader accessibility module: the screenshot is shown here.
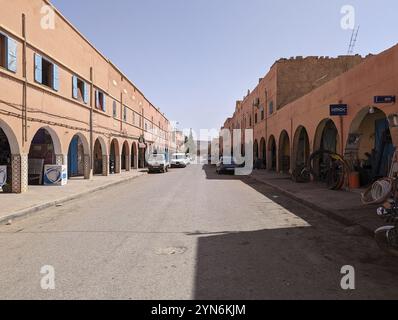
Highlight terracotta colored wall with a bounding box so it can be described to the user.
[0,0,173,160]
[222,44,398,173]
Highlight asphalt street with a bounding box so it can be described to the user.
[1,165,398,299]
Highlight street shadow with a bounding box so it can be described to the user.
[194,165,398,299]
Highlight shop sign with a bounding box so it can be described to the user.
[374,96,396,104]
[330,104,348,116]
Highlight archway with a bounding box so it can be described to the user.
[93,138,106,175]
[131,142,138,169]
[110,139,120,174]
[268,135,277,171]
[260,138,266,168]
[67,134,88,178]
[121,141,130,171]
[314,119,339,154]
[347,107,394,185]
[0,128,12,192]
[293,126,310,168]
[138,144,146,169]
[278,130,290,173]
[312,119,340,181]
[28,128,60,185]
[253,140,259,161]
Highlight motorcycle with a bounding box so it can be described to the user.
[375,199,398,257]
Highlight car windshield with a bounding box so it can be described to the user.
[149,154,165,161]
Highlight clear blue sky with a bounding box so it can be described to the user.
[51,0,398,134]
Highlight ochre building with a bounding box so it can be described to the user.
[222,46,398,186]
[0,0,177,193]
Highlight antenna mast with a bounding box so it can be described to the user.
[347,25,360,55]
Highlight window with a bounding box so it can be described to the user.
[72,75,88,103]
[0,34,6,68]
[255,113,258,124]
[249,116,252,127]
[269,101,274,115]
[34,53,59,91]
[112,101,117,118]
[261,107,265,120]
[123,106,127,122]
[95,90,106,111]
[0,33,17,72]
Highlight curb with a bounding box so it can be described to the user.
[249,175,374,237]
[0,172,145,225]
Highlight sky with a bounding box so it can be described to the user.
[51,0,398,135]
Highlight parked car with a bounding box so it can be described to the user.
[216,156,237,174]
[147,153,170,173]
[185,154,191,165]
[171,153,188,168]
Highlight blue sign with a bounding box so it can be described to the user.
[374,96,396,104]
[330,104,348,116]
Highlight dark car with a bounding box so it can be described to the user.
[216,156,237,174]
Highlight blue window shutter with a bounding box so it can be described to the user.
[72,76,78,99]
[102,94,106,112]
[83,82,89,104]
[34,53,42,83]
[53,64,59,91]
[7,37,17,73]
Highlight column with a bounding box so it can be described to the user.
[125,155,131,172]
[102,155,109,176]
[11,154,28,194]
[84,154,91,179]
[55,154,67,166]
[115,154,121,174]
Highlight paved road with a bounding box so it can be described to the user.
[1,165,398,300]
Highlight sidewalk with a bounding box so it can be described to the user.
[0,170,146,224]
[250,170,382,235]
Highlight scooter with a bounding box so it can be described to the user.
[375,200,398,257]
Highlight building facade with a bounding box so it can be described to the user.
[0,0,177,193]
[222,45,398,186]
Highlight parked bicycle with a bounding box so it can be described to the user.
[375,199,398,257]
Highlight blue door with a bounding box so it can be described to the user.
[375,119,395,177]
[68,136,79,177]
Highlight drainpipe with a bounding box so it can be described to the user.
[290,118,293,173]
[340,115,344,156]
[90,67,94,175]
[22,14,28,145]
[265,89,268,168]
[120,91,123,133]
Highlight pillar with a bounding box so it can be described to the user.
[102,155,109,176]
[11,154,28,194]
[84,154,91,179]
[115,154,121,174]
[133,147,138,169]
[125,154,131,172]
[55,154,67,166]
